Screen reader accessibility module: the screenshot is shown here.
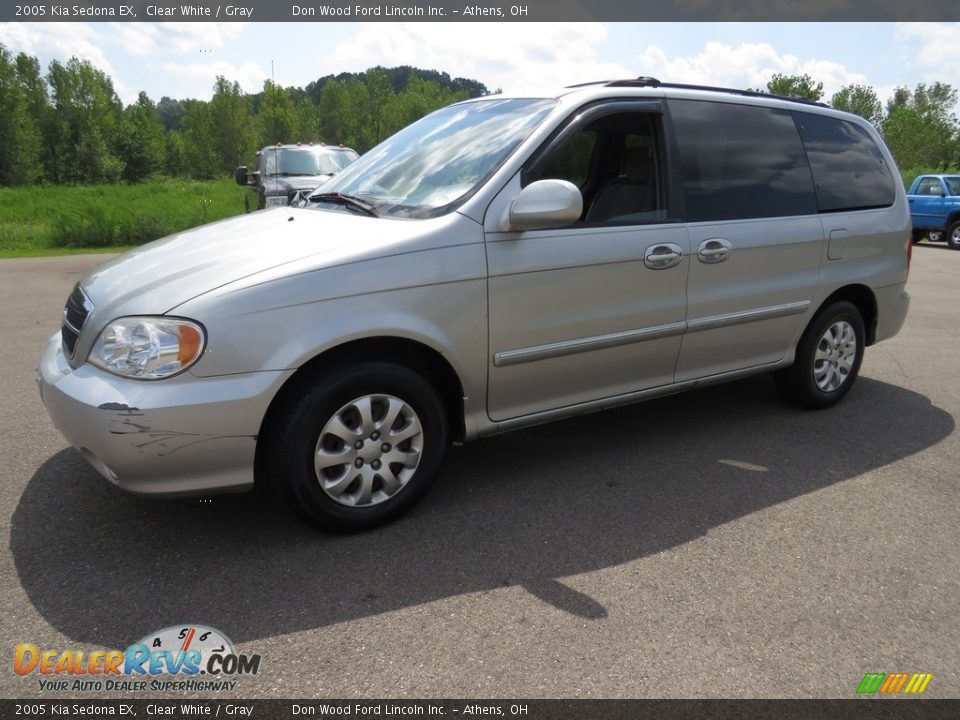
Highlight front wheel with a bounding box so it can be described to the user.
[267,361,449,532]
[775,301,865,410]
[928,230,943,243]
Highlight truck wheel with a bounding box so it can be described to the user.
[947,221,960,250]
[928,230,943,243]
[267,361,449,532]
[775,301,865,410]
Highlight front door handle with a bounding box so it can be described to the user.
[644,243,683,270]
[698,237,733,263]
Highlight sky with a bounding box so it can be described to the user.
[0,21,957,106]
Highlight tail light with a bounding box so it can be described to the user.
[906,232,913,276]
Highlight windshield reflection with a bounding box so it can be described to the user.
[313,98,556,218]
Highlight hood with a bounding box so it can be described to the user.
[78,207,428,324]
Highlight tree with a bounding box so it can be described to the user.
[0,44,43,185]
[831,84,883,127]
[209,76,253,172]
[46,57,124,182]
[118,91,166,181]
[180,99,219,179]
[157,96,187,130]
[257,80,295,147]
[882,82,959,171]
[766,73,824,102]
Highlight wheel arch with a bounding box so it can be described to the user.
[254,336,467,487]
[814,284,878,346]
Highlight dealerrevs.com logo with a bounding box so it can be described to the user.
[856,672,934,696]
[14,625,261,693]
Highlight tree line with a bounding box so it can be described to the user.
[1,46,957,188]
[0,44,486,186]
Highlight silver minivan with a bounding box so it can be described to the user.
[38,79,911,531]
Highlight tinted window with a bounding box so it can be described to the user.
[670,100,816,222]
[795,112,895,212]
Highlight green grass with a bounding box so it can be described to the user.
[0,178,249,258]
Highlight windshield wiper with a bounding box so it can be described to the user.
[308,192,381,217]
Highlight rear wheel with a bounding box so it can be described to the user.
[946,221,960,250]
[928,230,943,243]
[267,361,449,532]
[776,301,865,410]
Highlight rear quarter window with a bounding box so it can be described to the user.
[794,112,895,212]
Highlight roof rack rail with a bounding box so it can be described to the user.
[603,77,829,108]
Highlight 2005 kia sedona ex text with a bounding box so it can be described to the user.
[38,78,911,531]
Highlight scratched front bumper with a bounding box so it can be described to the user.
[38,332,292,496]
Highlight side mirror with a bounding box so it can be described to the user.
[508,179,583,230]
[234,166,248,186]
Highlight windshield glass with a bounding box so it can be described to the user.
[945,176,960,195]
[271,147,357,176]
[313,98,557,218]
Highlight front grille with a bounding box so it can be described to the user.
[61,285,92,357]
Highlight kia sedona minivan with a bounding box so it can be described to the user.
[39,78,911,531]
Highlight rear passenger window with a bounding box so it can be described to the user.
[670,100,816,222]
[794,112,895,212]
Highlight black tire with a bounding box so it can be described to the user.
[946,221,960,250]
[775,301,865,410]
[928,230,943,243]
[266,361,449,532]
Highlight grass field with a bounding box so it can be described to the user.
[0,178,249,258]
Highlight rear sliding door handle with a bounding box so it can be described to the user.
[644,243,683,270]
[697,238,732,263]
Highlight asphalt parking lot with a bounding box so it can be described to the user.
[1,244,957,700]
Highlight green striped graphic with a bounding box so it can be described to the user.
[857,673,886,694]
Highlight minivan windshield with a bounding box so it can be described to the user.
[311,98,557,218]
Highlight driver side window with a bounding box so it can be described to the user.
[264,149,277,176]
[526,111,666,226]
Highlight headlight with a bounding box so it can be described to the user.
[89,317,205,380]
[265,195,287,207]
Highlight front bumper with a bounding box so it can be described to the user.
[38,332,292,496]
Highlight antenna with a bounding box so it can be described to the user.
[271,60,277,144]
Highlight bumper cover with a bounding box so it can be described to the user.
[38,332,291,496]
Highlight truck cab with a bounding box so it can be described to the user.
[907,174,960,249]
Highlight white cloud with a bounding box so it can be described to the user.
[326,22,632,94]
[0,22,114,75]
[894,23,960,80]
[638,41,868,100]
[159,59,269,95]
[110,21,248,57]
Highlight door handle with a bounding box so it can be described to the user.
[697,237,732,263]
[644,243,683,270]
